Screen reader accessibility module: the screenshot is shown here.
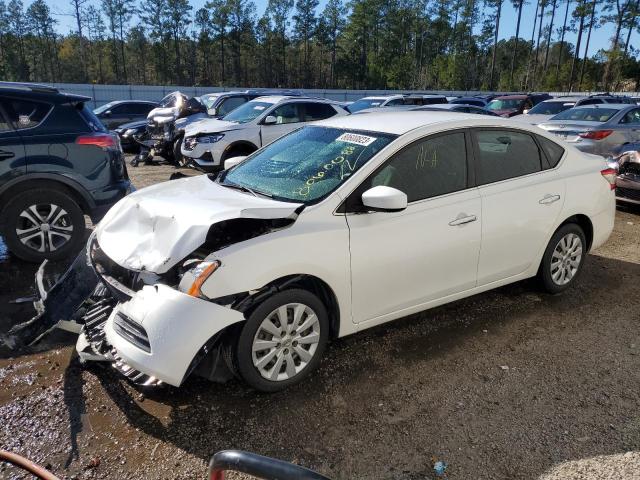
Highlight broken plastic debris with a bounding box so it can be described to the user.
[433,460,447,476]
[500,365,509,371]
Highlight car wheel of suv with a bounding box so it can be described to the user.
[539,223,587,294]
[235,289,329,392]
[1,188,85,262]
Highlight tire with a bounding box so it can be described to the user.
[234,289,329,392]
[0,187,86,262]
[538,223,587,294]
[173,137,188,168]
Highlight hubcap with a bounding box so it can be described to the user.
[252,303,320,382]
[15,203,74,253]
[550,233,583,286]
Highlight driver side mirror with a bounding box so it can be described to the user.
[103,110,112,117]
[523,109,530,114]
[224,156,246,169]
[263,115,277,125]
[361,186,407,212]
[207,107,218,116]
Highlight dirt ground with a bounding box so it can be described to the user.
[1,159,640,480]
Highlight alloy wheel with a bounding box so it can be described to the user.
[15,203,74,253]
[550,232,583,286]
[251,303,321,382]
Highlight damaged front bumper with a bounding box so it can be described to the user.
[16,239,245,388]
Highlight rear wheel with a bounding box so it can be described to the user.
[538,223,587,294]
[1,187,86,262]
[235,289,329,392]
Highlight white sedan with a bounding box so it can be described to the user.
[50,111,616,392]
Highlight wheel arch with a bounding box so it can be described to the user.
[221,141,258,161]
[558,214,594,251]
[0,175,94,221]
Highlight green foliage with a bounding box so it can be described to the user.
[0,0,637,90]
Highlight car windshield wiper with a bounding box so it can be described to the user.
[219,180,273,199]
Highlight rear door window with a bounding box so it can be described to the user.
[537,136,565,168]
[473,129,543,185]
[131,103,155,115]
[2,99,52,129]
[301,102,337,121]
[620,108,640,124]
[78,104,108,132]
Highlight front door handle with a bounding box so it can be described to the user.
[539,194,561,205]
[0,150,15,160]
[449,214,477,226]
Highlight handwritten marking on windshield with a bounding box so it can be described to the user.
[294,145,357,197]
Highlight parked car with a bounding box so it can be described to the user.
[0,82,130,262]
[486,93,551,117]
[113,119,147,152]
[181,96,349,172]
[413,103,501,116]
[512,97,581,124]
[200,90,302,118]
[449,96,489,107]
[538,104,640,156]
[610,142,640,205]
[402,94,448,105]
[28,110,615,392]
[93,100,157,129]
[345,95,407,113]
[574,93,636,107]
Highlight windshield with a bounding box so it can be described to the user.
[220,126,397,203]
[347,99,385,113]
[94,102,117,114]
[550,108,618,122]
[487,98,524,111]
[200,94,221,110]
[222,101,273,124]
[528,101,574,115]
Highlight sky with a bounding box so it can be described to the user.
[46,0,631,60]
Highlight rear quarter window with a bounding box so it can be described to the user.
[537,136,565,168]
[77,104,107,132]
[2,98,52,129]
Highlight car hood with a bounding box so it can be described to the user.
[512,113,553,124]
[116,119,148,130]
[184,118,243,137]
[175,113,209,132]
[491,108,519,117]
[95,174,302,273]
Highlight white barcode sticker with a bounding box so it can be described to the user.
[336,132,377,146]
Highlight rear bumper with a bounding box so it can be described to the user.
[89,180,133,223]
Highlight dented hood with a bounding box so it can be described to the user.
[95,174,302,273]
[184,118,241,137]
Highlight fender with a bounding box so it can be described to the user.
[222,140,258,160]
[0,173,95,213]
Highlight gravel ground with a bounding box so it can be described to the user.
[1,159,640,480]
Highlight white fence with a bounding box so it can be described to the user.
[44,82,640,108]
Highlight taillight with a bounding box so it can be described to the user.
[76,132,118,149]
[209,470,224,480]
[601,168,617,190]
[579,130,613,140]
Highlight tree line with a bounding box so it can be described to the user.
[0,0,638,92]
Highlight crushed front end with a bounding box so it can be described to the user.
[14,236,244,387]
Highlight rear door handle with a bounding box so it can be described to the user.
[0,150,14,160]
[539,194,561,205]
[449,214,477,226]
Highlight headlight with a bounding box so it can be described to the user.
[186,260,221,298]
[197,134,225,144]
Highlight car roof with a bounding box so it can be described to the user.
[316,110,513,135]
[359,95,403,100]
[110,99,157,104]
[494,95,528,100]
[573,103,631,110]
[543,96,581,102]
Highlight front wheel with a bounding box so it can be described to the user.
[173,137,188,167]
[235,289,329,392]
[538,223,587,294]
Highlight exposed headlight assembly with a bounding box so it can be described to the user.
[197,134,225,144]
[186,260,221,298]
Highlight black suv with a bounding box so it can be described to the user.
[0,83,131,262]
